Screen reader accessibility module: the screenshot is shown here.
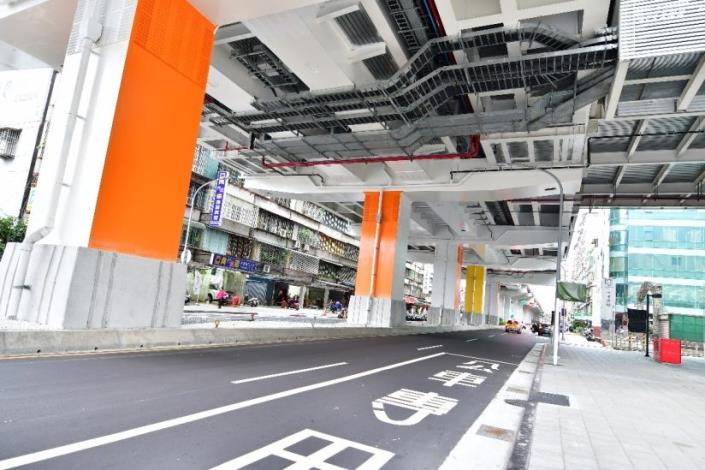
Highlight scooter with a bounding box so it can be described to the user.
[244,296,259,307]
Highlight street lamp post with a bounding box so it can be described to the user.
[537,168,564,367]
[507,164,564,366]
[180,179,218,265]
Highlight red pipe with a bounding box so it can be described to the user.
[262,135,480,169]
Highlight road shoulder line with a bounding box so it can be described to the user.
[439,343,545,470]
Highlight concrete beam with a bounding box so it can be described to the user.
[605,60,629,119]
[409,226,558,247]
[678,55,705,111]
[677,117,705,156]
[626,119,649,159]
[582,182,699,195]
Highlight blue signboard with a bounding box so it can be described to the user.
[210,170,229,227]
[210,253,257,273]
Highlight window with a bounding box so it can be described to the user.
[0,128,21,159]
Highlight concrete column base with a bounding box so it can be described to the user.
[347,295,405,327]
[428,307,461,326]
[0,243,185,329]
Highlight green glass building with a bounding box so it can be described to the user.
[609,209,705,343]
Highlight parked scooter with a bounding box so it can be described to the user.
[244,296,260,307]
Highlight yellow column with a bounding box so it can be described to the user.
[464,265,476,313]
[464,265,486,315]
[472,266,486,316]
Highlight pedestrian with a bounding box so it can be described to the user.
[215,288,228,309]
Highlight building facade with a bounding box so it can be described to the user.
[609,209,705,348]
[182,144,361,309]
[0,68,54,219]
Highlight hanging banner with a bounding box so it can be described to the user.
[210,170,229,227]
[601,278,617,320]
[556,282,588,302]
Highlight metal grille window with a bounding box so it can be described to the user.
[257,210,294,238]
[227,235,252,258]
[258,243,288,267]
[287,251,320,274]
[0,128,21,159]
[187,182,207,210]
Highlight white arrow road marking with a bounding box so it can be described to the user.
[232,362,348,384]
[0,353,445,469]
[446,352,519,366]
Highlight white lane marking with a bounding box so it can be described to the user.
[488,334,496,338]
[445,352,519,366]
[212,429,394,470]
[417,345,444,351]
[465,338,479,343]
[232,362,348,384]
[501,332,507,335]
[0,353,445,470]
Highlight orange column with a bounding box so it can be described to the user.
[354,191,406,299]
[88,0,214,261]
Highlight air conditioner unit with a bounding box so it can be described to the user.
[263,264,271,273]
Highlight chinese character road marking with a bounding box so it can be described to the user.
[372,389,458,426]
[210,429,394,470]
[457,360,500,374]
[429,370,487,388]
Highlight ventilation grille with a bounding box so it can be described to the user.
[132,0,214,87]
[620,0,705,59]
[335,8,381,45]
[363,51,398,80]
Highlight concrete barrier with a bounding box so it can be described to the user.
[0,325,489,357]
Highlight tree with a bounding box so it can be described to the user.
[0,217,26,259]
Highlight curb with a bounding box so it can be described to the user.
[0,325,490,358]
[439,343,545,470]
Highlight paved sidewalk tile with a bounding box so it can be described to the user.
[526,346,705,470]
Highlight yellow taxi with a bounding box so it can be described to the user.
[505,319,522,334]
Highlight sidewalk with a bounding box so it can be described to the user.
[527,345,705,470]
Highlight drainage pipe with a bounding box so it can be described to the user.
[8,8,103,319]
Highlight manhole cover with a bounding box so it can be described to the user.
[477,424,515,442]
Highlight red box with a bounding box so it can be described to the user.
[655,338,681,365]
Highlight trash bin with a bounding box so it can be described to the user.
[655,338,681,365]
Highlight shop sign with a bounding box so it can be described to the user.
[210,171,229,227]
[210,253,257,273]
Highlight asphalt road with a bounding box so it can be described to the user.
[0,328,544,469]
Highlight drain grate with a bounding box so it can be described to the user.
[477,424,515,442]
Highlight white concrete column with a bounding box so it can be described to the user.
[0,0,213,328]
[428,240,462,326]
